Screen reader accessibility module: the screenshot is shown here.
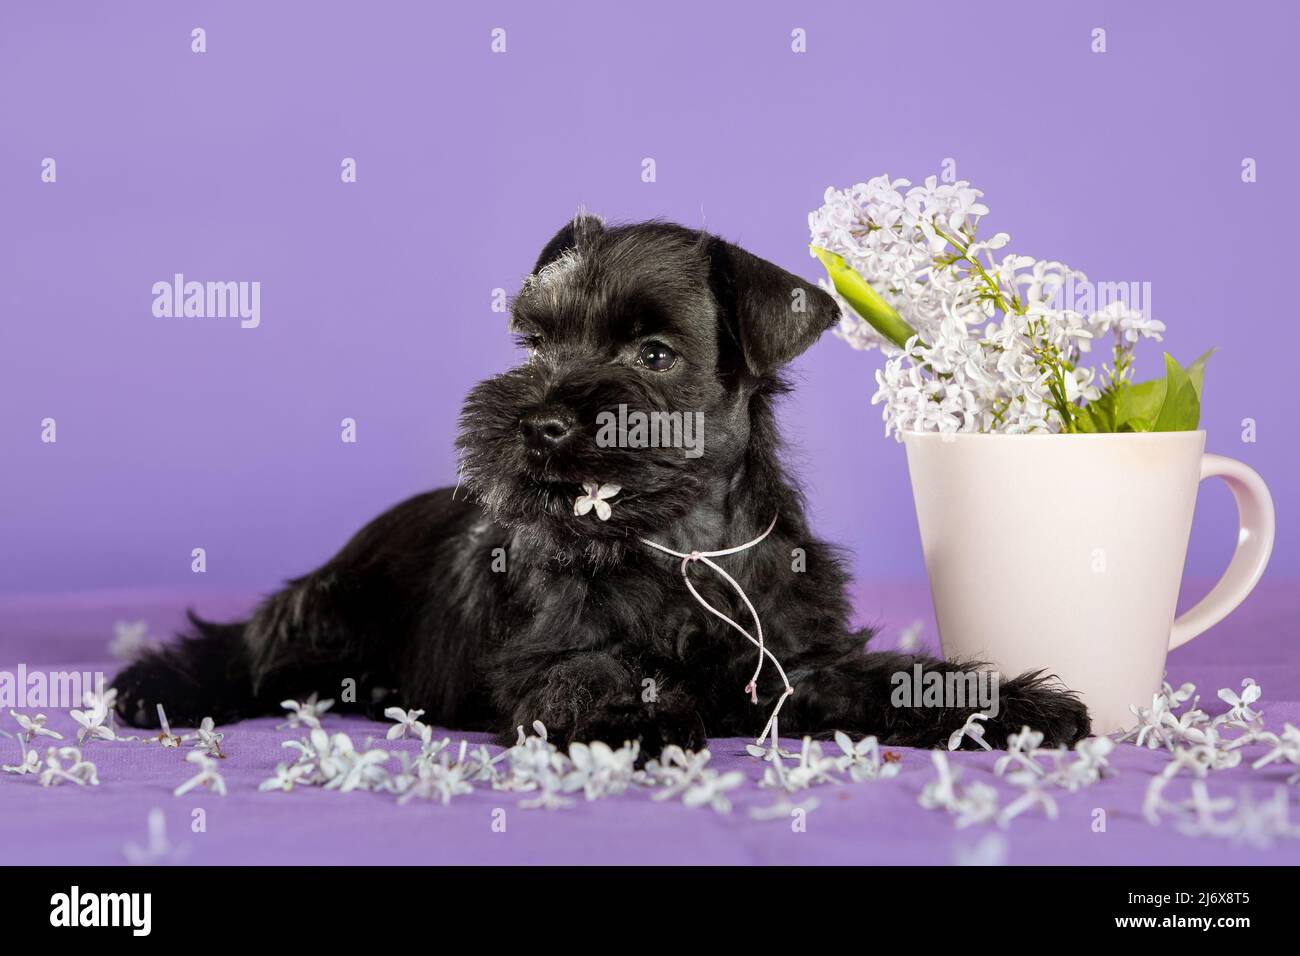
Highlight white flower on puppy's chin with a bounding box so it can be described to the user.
[573,482,621,521]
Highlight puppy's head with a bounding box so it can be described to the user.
[457,214,838,563]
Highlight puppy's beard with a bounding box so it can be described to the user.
[458,441,718,566]
[465,474,628,566]
[456,371,730,562]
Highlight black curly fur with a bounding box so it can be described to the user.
[112,216,1090,752]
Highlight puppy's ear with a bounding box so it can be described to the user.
[708,237,840,377]
[532,212,605,273]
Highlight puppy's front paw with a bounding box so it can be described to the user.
[572,699,707,757]
[979,671,1091,748]
[111,653,200,728]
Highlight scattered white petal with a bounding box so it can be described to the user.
[173,751,227,797]
[123,808,188,864]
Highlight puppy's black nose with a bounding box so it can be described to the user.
[519,410,574,451]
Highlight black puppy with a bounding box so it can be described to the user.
[112,215,1089,752]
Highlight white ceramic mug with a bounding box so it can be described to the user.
[902,431,1275,735]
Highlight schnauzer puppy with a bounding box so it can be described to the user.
[112,215,1090,752]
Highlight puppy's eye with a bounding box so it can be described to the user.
[638,341,678,372]
[514,333,544,353]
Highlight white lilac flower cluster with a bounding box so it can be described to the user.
[2,689,229,796]
[920,731,1115,829]
[1164,785,1299,849]
[1,709,101,789]
[808,174,1165,436]
[1136,678,1300,846]
[8,671,1295,847]
[265,706,907,817]
[2,704,99,788]
[174,751,227,797]
[909,676,1298,847]
[644,745,745,813]
[2,709,64,773]
[920,751,1001,828]
[267,709,746,812]
[742,730,901,818]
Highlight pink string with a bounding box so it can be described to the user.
[640,515,793,748]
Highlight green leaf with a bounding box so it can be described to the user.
[1185,348,1214,400]
[810,246,920,350]
[1152,352,1201,431]
[1111,350,1211,432]
[1075,390,1118,432]
[1079,350,1211,432]
[1115,377,1165,431]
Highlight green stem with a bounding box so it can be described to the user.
[930,223,1021,316]
[810,247,920,350]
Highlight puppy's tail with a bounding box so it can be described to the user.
[111,611,264,728]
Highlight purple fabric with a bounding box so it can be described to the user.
[2,582,1296,865]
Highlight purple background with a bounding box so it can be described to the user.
[1,0,1296,600]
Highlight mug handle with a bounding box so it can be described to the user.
[1169,454,1275,651]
